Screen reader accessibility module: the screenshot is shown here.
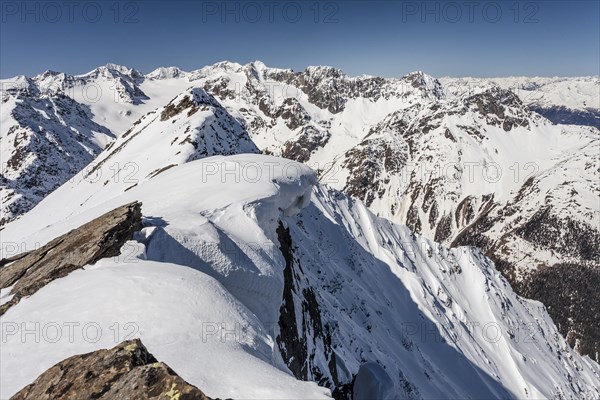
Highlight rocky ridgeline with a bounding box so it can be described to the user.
[11,339,211,400]
[0,89,114,225]
[0,202,142,314]
[2,61,599,365]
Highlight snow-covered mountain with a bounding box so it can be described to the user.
[1,61,598,381]
[440,76,600,128]
[135,61,596,362]
[0,72,254,225]
[24,63,194,134]
[0,77,114,224]
[2,153,599,399]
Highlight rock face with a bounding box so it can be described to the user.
[276,223,339,390]
[517,263,600,362]
[0,201,142,314]
[0,83,114,225]
[11,339,211,400]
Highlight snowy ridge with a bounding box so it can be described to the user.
[0,86,114,224]
[0,83,258,225]
[441,76,600,128]
[1,155,598,399]
[2,61,599,397]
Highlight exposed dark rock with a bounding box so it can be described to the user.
[464,88,530,131]
[434,214,453,243]
[282,126,331,163]
[406,203,422,235]
[0,202,142,315]
[274,98,311,130]
[451,195,497,250]
[276,222,342,394]
[515,208,599,262]
[161,95,196,121]
[518,263,600,362]
[276,222,309,379]
[11,339,211,400]
[202,77,238,101]
[267,67,442,115]
[342,135,407,207]
[269,67,348,113]
[0,92,114,225]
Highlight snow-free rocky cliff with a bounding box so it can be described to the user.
[1,154,599,399]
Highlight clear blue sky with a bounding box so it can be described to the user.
[1,0,598,78]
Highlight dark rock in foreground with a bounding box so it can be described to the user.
[11,339,211,400]
[0,201,142,315]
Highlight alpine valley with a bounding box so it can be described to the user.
[1,62,598,400]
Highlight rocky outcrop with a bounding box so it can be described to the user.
[11,339,211,400]
[275,222,341,393]
[282,126,331,163]
[464,88,530,131]
[268,67,442,114]
[0,202,142,314]
[0,90,114,225]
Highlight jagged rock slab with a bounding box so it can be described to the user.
[0,201,142,314]
[11,339,211,400]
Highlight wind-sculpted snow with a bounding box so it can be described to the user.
[0,86,258,229]
[1,155,598,399]
[0,155,322,399]
[2,61,599,395]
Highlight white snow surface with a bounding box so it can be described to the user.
[1,154,599,399]
[440,76,600,110]
[2,62,600,398]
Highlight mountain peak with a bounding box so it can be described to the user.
[304,65,346,78]
[103,63,138,73]
[81,63,144,81]
[146,66,186,80]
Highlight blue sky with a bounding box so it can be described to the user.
[1,0,598,78]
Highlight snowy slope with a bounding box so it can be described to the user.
[0,259,329,400]
[1,155,598,399]
[440,76,600,128]
[2,61,598,365]
[166,62,599,280]
[0,79,114,224]
[0,80,257,224]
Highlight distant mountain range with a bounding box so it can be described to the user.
[1,62,598,399]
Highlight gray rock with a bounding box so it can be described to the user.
[0,201,142,314]
[11,339,211,400]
